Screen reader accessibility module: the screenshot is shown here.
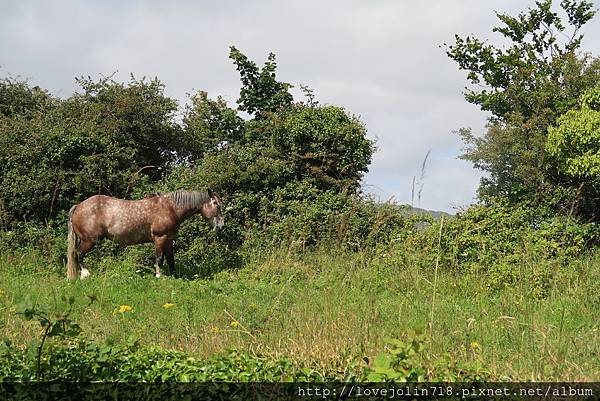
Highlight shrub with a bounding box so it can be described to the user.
[410,200,600,292]
[0,341,339,382]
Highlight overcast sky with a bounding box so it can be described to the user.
[2,1,599,212]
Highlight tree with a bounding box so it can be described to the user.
[264,104,373,193]
[445,0,600,205]
[181,47,374,198]
[229,46,293,119]
[0,77,55,117]
[181,90,244,161]
[546,87,600,215]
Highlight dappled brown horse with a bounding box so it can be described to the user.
[66,190,224,280]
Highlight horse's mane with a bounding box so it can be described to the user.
[161,191,211,210]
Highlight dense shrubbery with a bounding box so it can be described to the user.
[438,202,599,269]
[0,338,485,383]
[406,200,600,295]
[0,76,182,223]
[0,341,333,382]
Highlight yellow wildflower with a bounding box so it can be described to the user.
[230,321,240,328]
[210,326,220,334]
[162,303,175,309]
[118,305,133,314]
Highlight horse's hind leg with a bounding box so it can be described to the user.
[78,239,95,279]
[164,240,174,276]
[153,235,168,278]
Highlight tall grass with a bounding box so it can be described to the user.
[1,239,599,380]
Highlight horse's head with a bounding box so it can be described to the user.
[202,190,224,231]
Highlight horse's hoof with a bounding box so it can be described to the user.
[155,272,162,278]
[80,268,91,279]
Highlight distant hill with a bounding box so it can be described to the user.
[368,197,455,220]
[403,206,453,219]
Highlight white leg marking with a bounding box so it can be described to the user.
[81,267,91,279]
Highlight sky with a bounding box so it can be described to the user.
[1,1,599,213]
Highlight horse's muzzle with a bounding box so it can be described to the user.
[212,216,225,231]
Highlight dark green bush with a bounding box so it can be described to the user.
[0,76,181,224]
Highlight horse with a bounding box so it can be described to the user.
[66,190,224,280]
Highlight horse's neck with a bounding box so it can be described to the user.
[175,206,202,221]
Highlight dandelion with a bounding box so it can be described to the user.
[210,326,220,334]
[162,303,175,309]
[470,341,480,349]
[118,305,133,314]
[230,321,240,328]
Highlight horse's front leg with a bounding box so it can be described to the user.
[153,235,168,278]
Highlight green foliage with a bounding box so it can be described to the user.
[248,182,419,251]
[546,87,600,179]
[446,1,600,207]
[0,77,55,117]
[265,104,374,192]
[180,99,374,197]
[365,336,488,382]
[0,75,181,223]
[169,218,243,278]
[414,200,600,292]
[15,295,82,380]
[0,219,67,271]
[0,333,488,383]
[445,0,596,119]
[0,341,340,382]
[229,46,294,119]
[181,90,245,161]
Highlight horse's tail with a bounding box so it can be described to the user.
[66,205,79,280]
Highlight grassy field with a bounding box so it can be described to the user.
[1,243,599,381]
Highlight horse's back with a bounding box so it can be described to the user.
[72,195,170,245]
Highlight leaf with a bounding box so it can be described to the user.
[372,353,391,371]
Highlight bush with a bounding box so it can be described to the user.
[0,76,181,224]
[410,200,600,292]
[0,340,339,382]
[0,218,67,272]
[154,161,420,276]
[365,336,488,382]
[246,182,421,252]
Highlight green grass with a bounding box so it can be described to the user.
[0,245,599,381]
